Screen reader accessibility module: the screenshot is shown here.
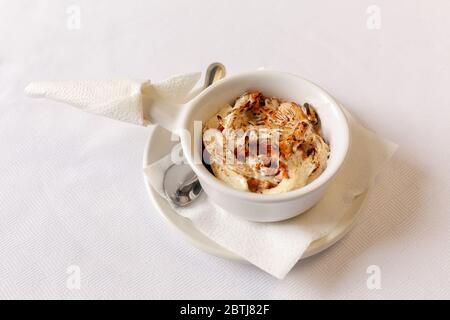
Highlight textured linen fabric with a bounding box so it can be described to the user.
[0,0,449,299]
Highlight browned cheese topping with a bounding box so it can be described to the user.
[203,91,330,194]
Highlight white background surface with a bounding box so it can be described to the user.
[0,0,449,299]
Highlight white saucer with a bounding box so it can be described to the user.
[143,124,369,262]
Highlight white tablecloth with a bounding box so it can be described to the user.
[0,0,449,299]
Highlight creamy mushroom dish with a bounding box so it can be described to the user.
[202,91,330,194]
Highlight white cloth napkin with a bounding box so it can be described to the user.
[25,73,201,125]
[144,110,398,279]
[25,73,397,279]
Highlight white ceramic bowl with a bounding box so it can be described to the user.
[169,70,350,222]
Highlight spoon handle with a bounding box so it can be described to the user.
[203,62,226,89]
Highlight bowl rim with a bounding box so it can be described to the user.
[180,70,350,203]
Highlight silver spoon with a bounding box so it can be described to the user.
[163,63,226,207]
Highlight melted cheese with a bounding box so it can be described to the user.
[203,91,330,194]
